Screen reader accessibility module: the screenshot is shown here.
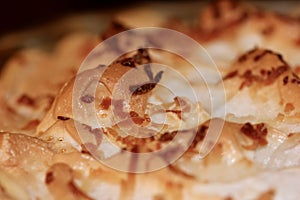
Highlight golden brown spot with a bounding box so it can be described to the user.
[283,76,289,85]
[223,70,238,80]
[240,123,268,148]
[120,57,136,68]
[276,113,285,121]
[261,25,275,36]
[100,113,108,118]
[256,189,275,200]
[17,94,35,107]
[253,50,272,62]
[47,136,54,141]
[153,194,165,200]
[45,172,54,184]
[100,97,111,110]
[239,65,288,89]
[284,103,295,113]
[104,128,157,153]
[264,65,288,85]
[129,111,145,125]
[290,73,300,85]
[239,70,260,89]
[287,133,294,138]
[159,131,177,142]
[238,54,248,63]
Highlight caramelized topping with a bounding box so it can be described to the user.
[45,172,54,184]
[130,83,157,95]
[133,48,151,64]
[253,50,272,62]
[283,76,289,85]
[129,68,164,96]
[238,65,288,88]
[240,123,268,147]
[225,49,290,90]
[263,65,288,85]
[129,111,146,125]
[100,49,157,117]
[17,94,35,107]
[223,70,238,80]
[239,70,260,89]
[159,131,177,142]
[104,128,184,153]
[57,116,70,121]
[281,72,300,86]
[100,97,111,110]
[120,57,136,68]
[189,125,208,149]
[237,48,257,63]
[291,73,300,84]
[284,103,295,113]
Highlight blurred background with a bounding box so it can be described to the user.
[0,0,209,34]
[0,0,208,64]
[1,0,299,34]
[0,0,299,68]
[1,0,141,34]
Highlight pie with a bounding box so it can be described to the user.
[1,0,300,199]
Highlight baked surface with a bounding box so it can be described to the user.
[1,0,300,199]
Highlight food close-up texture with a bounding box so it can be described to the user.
[1,0,300,199]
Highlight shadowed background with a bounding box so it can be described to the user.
[0,0,299,69]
